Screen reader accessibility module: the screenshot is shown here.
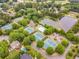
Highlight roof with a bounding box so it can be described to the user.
[20,54,32,59]
[41,16,77,32]
[28,20,35,28]
[10,41,20,49]
[40,19,61,30]
[59,16,77,32]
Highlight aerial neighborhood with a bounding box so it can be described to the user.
[0,0,79,59]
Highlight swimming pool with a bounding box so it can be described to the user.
[44,38,57,49]
[25,27,34,34]
[34,32,45,41]
[1,24,12,30]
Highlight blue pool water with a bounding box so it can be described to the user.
[1,24,12,30]
[25,27,34,34]
[34,32,44,41]
[44,39,57,49]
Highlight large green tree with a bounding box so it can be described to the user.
[5,50,20,59]
[9,31,25,42]
[22,37,31,46]
[37,40,44,48]
[46,47,54,55]
[55,44,65,54]
[0,41,9,58]
[61,39,69,47]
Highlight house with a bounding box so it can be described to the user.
[59,16,77,32]
[28,20,36,28]
[40,19,61,30]
[10,41,21,50]
[41,16,77,32]
[0,35,9,42]
[20,54,32,59]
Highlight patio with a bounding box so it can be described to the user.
[49,33,64,43]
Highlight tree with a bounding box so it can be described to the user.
[0,20,6,26]
[29,35,35,42]
[9,31,25,42]
[18,18,29,26]
[0,57,2,59]
[46,47,54,55]
[37,40,44,48]
[18,27,29,36]
[5,50,20,59]
[23,30,29,36]
[3,29,12,35]
[22,37,31,46]
[0,29,3,35]
[1,3,9,10]
[0,41,9,58]
[55,44,65,54]
[66,33,75,41]
[61,39,69,47]
[67,51,73,57]
[44,26,55,35]
[12,23,21,29]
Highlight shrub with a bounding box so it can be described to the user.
[61,39,69,47]
[37,40,44,48]
[55,44,65,54]
[46,47,54,55]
